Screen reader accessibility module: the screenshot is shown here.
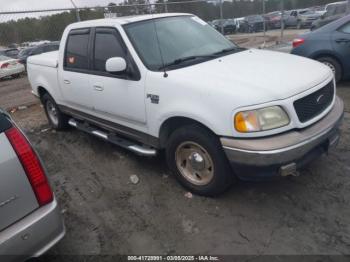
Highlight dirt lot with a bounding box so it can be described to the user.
[1,71,349,258]
[228,29,307,49]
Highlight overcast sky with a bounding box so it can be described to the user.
[0,0,119,12]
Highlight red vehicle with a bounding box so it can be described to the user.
[264,11,282,29]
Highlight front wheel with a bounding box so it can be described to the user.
[42,93,69,130]
[166,125,235,196]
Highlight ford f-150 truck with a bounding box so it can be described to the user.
[27,13,344,196]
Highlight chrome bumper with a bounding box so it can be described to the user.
[221,96,344,167]
[0,199,65,261]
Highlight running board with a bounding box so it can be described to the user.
[68,118,157,156]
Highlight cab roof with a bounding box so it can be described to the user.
[69,13,192,29]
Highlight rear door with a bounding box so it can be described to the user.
[58,28,93,113]
[0,113,38,231]
[332,20,350,74]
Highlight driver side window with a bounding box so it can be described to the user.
[93,29,126,72]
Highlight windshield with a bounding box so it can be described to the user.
[124,16,238,71]
[300,10,316,15]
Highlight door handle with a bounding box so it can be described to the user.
[335,39,350,43]
[93,85,104,91]
[63,79,71,84]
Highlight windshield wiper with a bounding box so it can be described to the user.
[159,55,216,70]
[213,47,244,56]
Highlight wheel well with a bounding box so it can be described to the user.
[313,53,343,75]
[37,86,48,101]
[159,117,215,148]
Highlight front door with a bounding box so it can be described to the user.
[89,27,147,127]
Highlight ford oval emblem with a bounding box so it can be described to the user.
[316,94,325,104]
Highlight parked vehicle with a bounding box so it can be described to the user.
[222,19,237,34]
[311,1,347,31]
[0,55,25,79]
[284,9,322,29]
[27,14,343,196]
[292,15,350,83]
[244,15,265,32]
[18,41,60,67]
[264,11,282,29]
[0,109,65,260]
[236,18,250,33]
[0,49,19,59]
[210,19,236,35]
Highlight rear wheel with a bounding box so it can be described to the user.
[166,125,235,196]
[317,56,342,83]
[42,93,69,130]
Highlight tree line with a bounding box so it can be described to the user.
[0,0,338,46]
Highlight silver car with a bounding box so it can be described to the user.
[0,109,65,261]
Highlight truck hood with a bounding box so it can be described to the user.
[171,49,332,105]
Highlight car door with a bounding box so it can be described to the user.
[89,27,146,125]
[332,20,350,75]
[58,28,93,113]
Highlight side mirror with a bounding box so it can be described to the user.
[106,57,127,73]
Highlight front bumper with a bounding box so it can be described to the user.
[0,199,65,261]
[221,96,344,179]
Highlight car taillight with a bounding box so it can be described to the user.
[5,127,53,206]
[1,63,9,69]
[293,38,305,48]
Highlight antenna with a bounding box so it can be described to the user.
[151,15,168,78]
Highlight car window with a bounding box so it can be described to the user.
[326,5,336,16]
[93,30,126,72]
[339,22,350,34]
[6,50,18,57]
[125,16,236,71]
[335,4,346,15]
[65,30,90,70]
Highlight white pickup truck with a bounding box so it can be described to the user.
[28,13,343,196]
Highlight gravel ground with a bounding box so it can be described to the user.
[0,74,36,110]
[4,81,349,258]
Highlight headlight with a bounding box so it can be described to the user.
[234,106,289,133]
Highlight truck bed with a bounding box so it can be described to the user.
[27,51,59,68]
[27,51,61,100]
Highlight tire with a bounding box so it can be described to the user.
[166,124,235,196]
[317,56,342,83]
[12,74,20,78]
[42,93,69,130]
